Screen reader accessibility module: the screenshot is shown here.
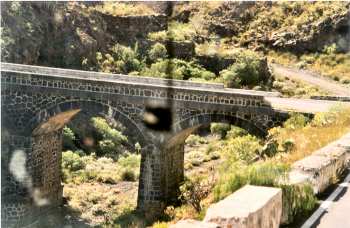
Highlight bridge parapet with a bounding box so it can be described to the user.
[1,63,279,110]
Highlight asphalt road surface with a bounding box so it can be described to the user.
[302,171,350,228]
[265,97,350,113]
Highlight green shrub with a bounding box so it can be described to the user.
[117,153,141,170]
[62,151,85,172]
[141,58,216,81]
[283,114,309,129]
[141,59,184,79]
[98,139,117,157]
[260,139,279,157]
[210,123,231,139]
[120,168,136,181]
[179,176,214,212]
[282,139,295,152]
[95,44,144,74]
[185,134,208,146]
[311,106,342,127]
[63,126,76,150]
[209,152,220,160]
[148,42,167,62]
[148,31,167,42]
[91,117,127,145]
[221,135,262,164]
[186,151,205,166]
[282,184,317,224]
[323,43,338,55]
[220,50,264,88]
[226,126,248,139]
[213,161,289,201]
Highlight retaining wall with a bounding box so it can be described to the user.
[172,132,350,227]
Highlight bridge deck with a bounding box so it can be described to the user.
[1,62,280,97]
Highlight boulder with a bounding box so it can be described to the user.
[204,185,282,228]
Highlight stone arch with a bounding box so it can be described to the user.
[27,100,148,147]
[160,112,268,203]
[170,113,266,147]
[2,100,153,226]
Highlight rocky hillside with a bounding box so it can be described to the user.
[173,1,350,53]
[1,1,349,88]
[2,2,349,64]
[1,2,167,68]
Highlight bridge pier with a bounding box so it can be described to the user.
[1,130,64,227]
[137,141,185,219]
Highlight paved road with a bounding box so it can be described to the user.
[265,97,350,113]
[271,64,350,96]
[302,171,350,228]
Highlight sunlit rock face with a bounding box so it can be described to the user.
[204,185,282,228]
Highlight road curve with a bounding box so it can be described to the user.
[265,97,350,114]
[271,64,350,96]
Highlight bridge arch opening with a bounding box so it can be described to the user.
[15,101,149,225]
[161,113,268,204]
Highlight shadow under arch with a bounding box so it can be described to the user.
[26,100,149,147]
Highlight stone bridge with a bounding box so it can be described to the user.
[1,62,296,226]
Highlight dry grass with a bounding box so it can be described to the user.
[94,2,155,16]
[64,182,138,226]
[272,106,350,164]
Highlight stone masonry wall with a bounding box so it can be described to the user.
[1,63,289,226]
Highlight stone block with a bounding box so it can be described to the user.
[204,185,282,228]
[292,145,347,194]
[170,219,219,228]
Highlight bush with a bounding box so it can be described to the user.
[260,139,279,157]
[311,106,342,127]
[117,153,141,171]
[63,126,76,150]
[283,114,309,129]
[120,168,136,181]
[179,176,214,212]
[282,139,295,152]
[214,161,289,201]
[220,50,265,88]
[91,117,127,145]
[186,151,205,167]
[226,126,248,139]
[282,184,317,224]
[148,43,167,62]
[95,2,155,16]
[210,123,231,139]
[96,44,144,74]
[98,139,117,157]
[221,135,262,164]
[62,151,85,172]
[148,31,167,42]
[185,134,208,146]
[141,58,216,81]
